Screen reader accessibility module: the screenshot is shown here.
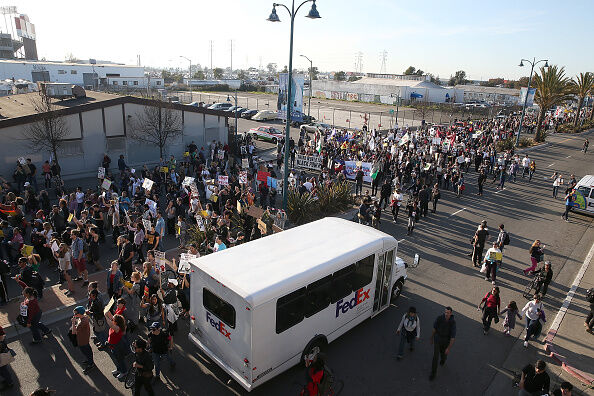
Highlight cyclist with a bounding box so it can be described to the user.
[132,338,155,396]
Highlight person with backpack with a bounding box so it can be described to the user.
[585,288,594,332]
[302,352,332,396]
[132,338,155,396]
[396,306,420,360]
[13,257,44,299]
[21,287,52,344]
[496,224,510,253]
[478,286,501,334]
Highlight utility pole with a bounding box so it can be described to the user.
[209,40,213,74]
[230,39,233,76]
[379,50,387,74]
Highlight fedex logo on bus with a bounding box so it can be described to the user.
[206,312,231,339]
[335,288,371,318]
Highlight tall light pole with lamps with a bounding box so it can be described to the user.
[227,91,239,151]
[180,55,193,102]
[300,54,313,120]
[267,0,321,211]
[516,57,548,146]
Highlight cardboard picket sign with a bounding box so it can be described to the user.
[98,167,106,179]
[182,177,195,186]
[218,175,229,186]
[239,170,248,184]
[101,179,112,191]
[178,253,196,274]
[242,158,249,169]
[142,219,152,231]
[142,178,154,191]
[154,250,167,273]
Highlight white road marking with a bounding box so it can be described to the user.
[450,207,466,217]
[494,188,506,194]
[547,163,555,167]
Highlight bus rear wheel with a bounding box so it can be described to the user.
[301,336,327,368]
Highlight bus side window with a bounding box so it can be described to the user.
[276,287,306,334]
[330,264,355,303]
[304,275,333,318]
[352,255,374,290]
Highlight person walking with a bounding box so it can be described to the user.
[70,230,89,286]
[471,221,489,268]
[147,321,175,384]
[355,167,364,196]
[495,224,510,254]
[551,173,563,199]
[71,306,95,374]
[429,306,456,381]
[390,189,403,223]
[533,262,553,296]
[521,154,531,178]
[431,183,441,213]
[582,139,589,153]
[482,242,502,285]
[561,190,573,222]
[518,359,550,396]
[521,294,544,347]
[87,289,108,349]
[500,301,522,336]
[585,287,594,332]
[523,240,545,275]
[406,199,418,236]
[379,178,392,210]
[105,311,129,380]
[395,306,420,360]
[478,286,501,334]
[21,287,52,344]
[132,338,155,396]
[477,168,486,196]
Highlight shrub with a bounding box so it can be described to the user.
[287,190,319,226]
[495,137,515,152]
[287,180,355,226]
[317,180,354,213]
[518,137,535,148]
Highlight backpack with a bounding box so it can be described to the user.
[30,271,45,288]
[503,231,510,246]
[587,288,594,303]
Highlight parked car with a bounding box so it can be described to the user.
[227,106,246,115]
[290,114,316,127]
[251,110,277,121]
[248,126,284,143]
[225,105,241,113]
[241,109,258,119]
[209,102,233,111]
[300,121,331,134]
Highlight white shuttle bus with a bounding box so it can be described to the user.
[188,217,407,392]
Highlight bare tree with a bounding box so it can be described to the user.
[414,99,432,124]
[129,100,182,158]
[23,86,71,167]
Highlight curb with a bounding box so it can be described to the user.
[542,240,594,386]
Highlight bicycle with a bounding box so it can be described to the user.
[522,273,544,299]
[124,367,137,389]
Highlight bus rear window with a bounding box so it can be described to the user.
[276,287,306,334]
[203,288,236,329]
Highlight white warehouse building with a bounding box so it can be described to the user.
[0,59,162,90]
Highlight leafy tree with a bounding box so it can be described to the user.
[481,78,505,87]
[213,68,224,79]
[281,65,288,73]
[193,70,205,80]
[129,100,183,158]
[23,86,70,168]
[335,71,346,81]
[533,65,573,141]
[448,70,467,86]
[428,74,442,85]
[348,75,362,82]
[570,72,594,125]
[414,99,432,121]
[403,66,416,75]
[266,63,277,74]
[415,69,424,76]
[308,66,319,80]
[65,53,79,63]
[237,70,247,80]
[518,77,530,88]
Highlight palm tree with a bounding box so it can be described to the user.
[570,72,594,126]
[532,65,573,142]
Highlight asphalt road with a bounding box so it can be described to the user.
[3,131,593,395]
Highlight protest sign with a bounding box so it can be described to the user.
[218,175,229,186]
[195,215,205,231]
[182,177,195,186]
[178,253,196,274]
[145,199,157,217]
[142,178,154,191]
[21,244,33,257]
[239,170,248,184]
[218,150,225,160]
[267,177,278,189]
[242,158,249,169]
[160,166,168,173]
[295,154,322,171]
[18,157,26,165]
[240,146,247,155]
[154,250,166,273]
[98,167,105,179]
[142,219,152,231]
[101,179,112,190]
[67,213,74,222]
[344,161,372,183]
[257,171,270,183]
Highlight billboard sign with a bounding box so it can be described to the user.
[278,73,304,122]
[519,87,536,107]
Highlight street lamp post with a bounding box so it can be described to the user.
[227,91,239,152]
[300,54,313,120]
[180,55,193,102]
[515,57,549,146]
[267,0,321,211]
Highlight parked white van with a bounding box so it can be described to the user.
[188,217,407,391]
[572,175,594,215]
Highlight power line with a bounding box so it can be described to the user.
[379,50,388,74]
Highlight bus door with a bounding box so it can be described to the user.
[372,248,395,316]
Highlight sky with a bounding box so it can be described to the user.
[4,0,593,81]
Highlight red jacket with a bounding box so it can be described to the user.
[24,297,41,325]
[305,367,324,396]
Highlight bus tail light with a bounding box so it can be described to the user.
[243,358,250,367]
[190,316,195,320]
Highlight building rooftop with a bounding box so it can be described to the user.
[455,85,521,95]
[351,77,445,89]
[0,59,141,68]
[0,90,119,119]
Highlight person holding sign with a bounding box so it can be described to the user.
[482,242,502,285]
